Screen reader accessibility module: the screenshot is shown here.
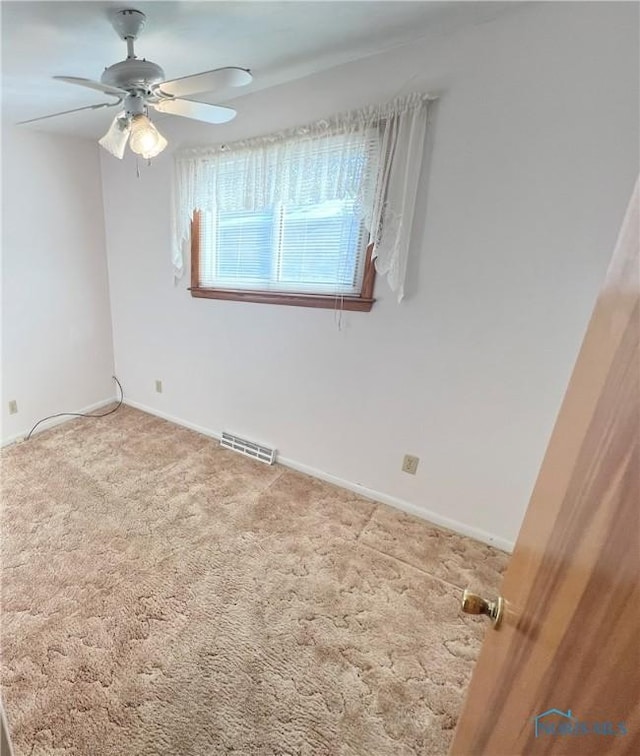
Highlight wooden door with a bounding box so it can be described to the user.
[451,180,639,755]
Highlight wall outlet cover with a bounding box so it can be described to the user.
[402,454,419,475]
[8,400,18,415]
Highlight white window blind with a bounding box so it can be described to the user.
[199,200,368,294]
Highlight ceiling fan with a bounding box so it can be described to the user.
[19,8,253,160]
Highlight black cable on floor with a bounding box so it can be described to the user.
[25,376,124,441]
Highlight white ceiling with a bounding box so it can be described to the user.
[1,1,515,138]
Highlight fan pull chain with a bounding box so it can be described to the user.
[334,295,344,332]
[136,156,140,179]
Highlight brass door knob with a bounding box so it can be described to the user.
[461,589,504,628]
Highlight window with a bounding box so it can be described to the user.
[190,134,376,311]
[175,94,432,304]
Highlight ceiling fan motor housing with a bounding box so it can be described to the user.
[101,59,166,93]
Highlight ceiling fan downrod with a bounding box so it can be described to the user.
[126,37,136,60]
[111,9,146,60]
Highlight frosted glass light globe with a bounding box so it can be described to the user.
[129,114,167,159]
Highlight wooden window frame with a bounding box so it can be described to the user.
[188,211,376,311]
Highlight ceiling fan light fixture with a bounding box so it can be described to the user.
[129,114,167,159]
[98,112,131,159]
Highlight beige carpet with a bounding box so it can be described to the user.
[1,407,507,755]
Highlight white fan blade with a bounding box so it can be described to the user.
[153,98,236,124]
[17,100,122,125]
[156,67,252,98]
[54,76,128,98]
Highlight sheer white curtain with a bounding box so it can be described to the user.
[172,93,433,301]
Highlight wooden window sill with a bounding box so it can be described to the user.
[189,287,375,311]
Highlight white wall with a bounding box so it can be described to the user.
[100,2,639,550]
[1,129,115,443]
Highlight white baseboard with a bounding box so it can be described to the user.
[1,397,118,448]
[124,399,514,553]
[124,399,223,441]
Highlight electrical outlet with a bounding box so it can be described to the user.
[402,454,419,475]
[155,380,163,393]
[8,400,18,415]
